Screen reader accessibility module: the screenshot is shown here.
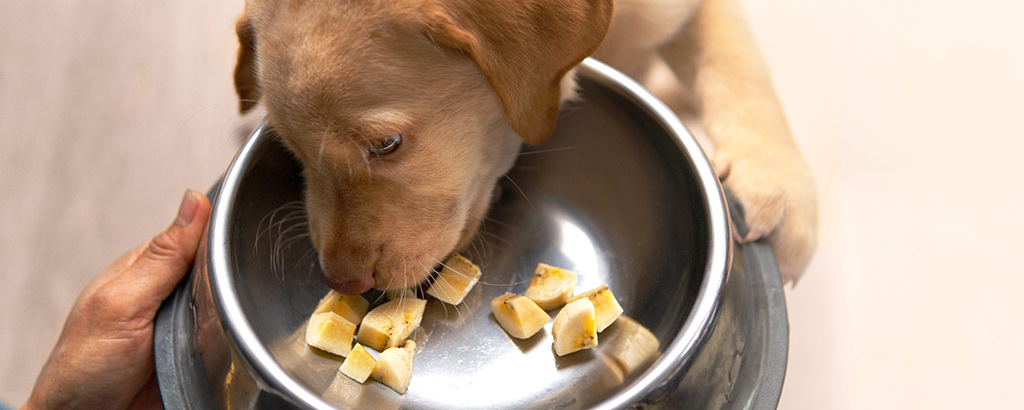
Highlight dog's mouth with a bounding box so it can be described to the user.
[315,218,476,295]
[317,196,498,296]
[322,274,378,295]
[319,251,456,295]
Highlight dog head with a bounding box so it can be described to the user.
[234,0,612,294]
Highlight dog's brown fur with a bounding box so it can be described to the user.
[234,0,817,294]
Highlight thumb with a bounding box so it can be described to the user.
[126,189,212,304]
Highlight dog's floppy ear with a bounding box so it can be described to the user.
[425,0,613,145]
[234,14,259,113]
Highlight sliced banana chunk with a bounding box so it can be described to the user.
[356,298,426,352]
[599,315,660,376]
[313,290,369,326]
[524,263,578,310]
[305,312,357,357]
[372,341,417,394]
[491,293,552,339]
[568,284,623,332]
[426,253,482,305]
[340,343,377,383]
[551,298,598,356]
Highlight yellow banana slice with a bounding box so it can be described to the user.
[426,253,482,305]
[372,341,417,394]
[356,298,426,351]
[339,343,377,383]
[491,293,552,339]
[524,263,578,310]
[568,284,623,332]
[551,298,598,356]
[305,311,357,357]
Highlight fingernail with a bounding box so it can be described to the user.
[174,189,200,227]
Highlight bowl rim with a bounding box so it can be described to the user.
[206,57,731,409]
[571,59,732,408]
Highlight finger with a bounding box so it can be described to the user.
[124,189,212,304]
[79,242,150,302]
[109,242,149,273]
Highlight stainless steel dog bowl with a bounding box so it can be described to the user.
[155,58,788,409]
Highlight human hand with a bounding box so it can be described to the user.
[23,189,211,410]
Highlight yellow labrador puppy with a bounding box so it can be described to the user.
[233,0,817,294]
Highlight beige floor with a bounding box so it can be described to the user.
[3,0,1022,408]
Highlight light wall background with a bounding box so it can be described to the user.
[744,1,1024,408]
[2,0,1022,408]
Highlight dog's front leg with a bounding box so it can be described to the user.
[660,0,817,283]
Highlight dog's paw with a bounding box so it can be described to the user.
[715,145,818,284]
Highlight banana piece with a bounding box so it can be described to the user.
[372,341,417,394]
[599,315,660,376]
[313,290,369,326]
[568,285,623,332]
[490,293,552,339]
[426,253,482,305]
[356,298,426,351]
[524,263,578,310]
[339,343,377,383]
[305,312,357,357]
[551,298,598,356]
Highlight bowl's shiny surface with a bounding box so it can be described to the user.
[168,59,732,409]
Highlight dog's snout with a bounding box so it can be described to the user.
[323,272,375,295]
[318,248,376,295]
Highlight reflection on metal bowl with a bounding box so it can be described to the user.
[154,58,788,409]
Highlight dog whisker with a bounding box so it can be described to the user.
[482,234,494,260]
[383,270,396,294]
[468,237,482,261]
[516,145,578,156]
[177,99,243,133]
[371,287,388,305]
[431,254,515,287]
[254,201,311,282]
[476,233,493,260]
[402,258,409,291]
[432,273,467,324]
[430,256,457,277]
[479,277,530,287]
[503,174,535,210]
[476,229,513,247]
[223,111,259,137]
[279,233,311,267]
[317,134,327,169]
[471,222,491,260]
[298,246,319,276]
[342,134,375,183]
[254,201,305,255]
[418,259,450,320]
[271,218,310,280]
[482,216,512,229]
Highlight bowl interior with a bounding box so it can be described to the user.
[222,71,715,408]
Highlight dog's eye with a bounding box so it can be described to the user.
[365,134,402,156]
